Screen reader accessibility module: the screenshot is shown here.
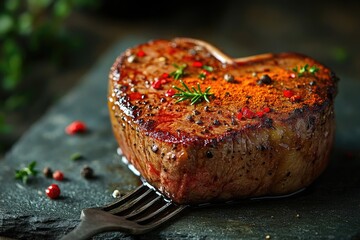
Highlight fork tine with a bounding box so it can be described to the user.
[108,188,157,215]
[134,201,187,226]
[125,195,162,219]
[147,205,187,227]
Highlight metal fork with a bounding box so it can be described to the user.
[60,184,188,240]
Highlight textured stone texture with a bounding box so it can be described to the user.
[1,37,360,239]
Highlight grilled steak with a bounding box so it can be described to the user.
[108,38,338,204]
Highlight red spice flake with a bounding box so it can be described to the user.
[167,47,176,55]
[46,184,61,199]
[236,112,243,120]
[151,80,162,90]
[192,61,203,68]
[161,73,169,79]
[263,107,271,113]
[242,107,255,119]
[65,121,87,135]
[128,92,143,101]
[165,89,176,97]
[290,95,302,102]
[283,90,294,98]
[256,111,265,118]
[136,50,146,57]
[53,170,64,181]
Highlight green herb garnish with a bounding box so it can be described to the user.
[173,80,213,105]
[202,65,214,72]
[293,64,319,77]
[70,152,83,161]
[170,63,187,80]
[309,65,319,74]
[15,161,38,184]
[198,72,207,80]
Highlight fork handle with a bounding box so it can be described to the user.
[60,209,126,240]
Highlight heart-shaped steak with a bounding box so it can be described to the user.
[108,38,338,204]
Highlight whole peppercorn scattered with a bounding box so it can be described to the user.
[151,144,159,153]
[43,167,53,178]
[206,151,214,158]
[257,74,272,85]
[65,121,87,135]
[53,170,64,181]
[46,184,61,199]
[224,73,235,82]
[213,119,221,126]
[81,165,94,179]
[112,189,124,199]
[195,120,203,125]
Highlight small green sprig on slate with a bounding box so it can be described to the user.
[293,64,319,77]
[170,64,187,80]
[15,161,38,184]
[173,80,213,105]
[70,152,84,161]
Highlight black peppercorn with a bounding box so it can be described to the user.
[193,110,200,115]
[186,115,194,122]
[206,151,214,158]
[257,74,272,85]
[213,119,221,126]
[309,81,316,86]
[196,120,203,125]
[81,165,94,179]
[43,167,53,178]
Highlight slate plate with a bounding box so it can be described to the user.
[1,37,360,240]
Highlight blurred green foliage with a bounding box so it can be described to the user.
[0,0,98,137]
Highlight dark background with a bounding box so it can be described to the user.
[1,0,359,155]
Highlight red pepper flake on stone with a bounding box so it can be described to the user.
[46,184,61,199]
[65,121,87,135]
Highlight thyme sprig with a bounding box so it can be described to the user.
[170,63,187,80]
[15,161,38,184]
[293,64,319,77]
[173,80,213,105]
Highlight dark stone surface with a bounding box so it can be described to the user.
[1,36,360,239]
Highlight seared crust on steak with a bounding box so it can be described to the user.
[108,38,338,204]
